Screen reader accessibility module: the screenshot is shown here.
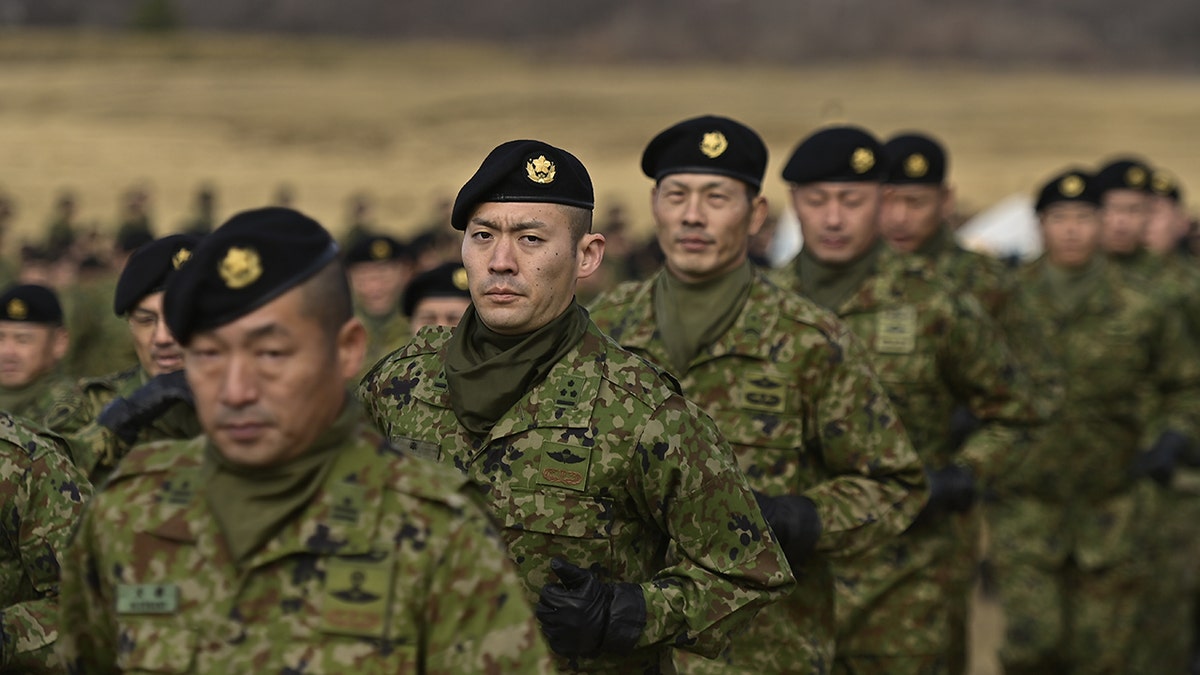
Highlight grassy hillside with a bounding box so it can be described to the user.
[0,31,1196,242]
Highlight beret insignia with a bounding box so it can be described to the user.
[6,299,26,320]
[699,131,728,159]
[370,239,391,260]
[219,246,262,290]
[526,155,556,184]
[1151,171,1173,194]
[172,248,192,270]
[1060,175,1085,197]
[1125,166,1147,188]
[904,153,928,178]
[851,147,875,174]
[452,267,469,290]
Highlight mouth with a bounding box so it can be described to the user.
[153,352,184,371]
[218,421,269,443]
[484,288,523,303]
[677,236,713,252]
[819,237,850,249]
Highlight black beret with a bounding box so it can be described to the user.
[345,235,410,265]
[641,115,768,192]
[1035,168,1099,213]
[782,125,887,184]
[0,284,63,325]
[451,140,594,231]
[883,132,947,185]
[163,207,339,345]
[1150,169,1183,203]
[114,234,202,316]
[1092,157,1153,197]
[401,262,472,318]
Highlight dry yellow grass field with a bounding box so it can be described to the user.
[1,30,1198,245]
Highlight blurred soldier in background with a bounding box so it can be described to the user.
[115,184,155,248]
[0,284,71,418]
[590,114,927,674]
[401,261,471,334]
[44,191,78,260]
[773,125,1043,675]
[180,182,218,236]
[993,168,1200,674]
[346,234,413,375]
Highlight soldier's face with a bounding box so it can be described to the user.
[880,184,952,253]
[1041,202,1101,268]
[0,323,67,388]
[348,260,411,317]
[127,292,185,377]
[1099,189,1149,255]
[184,284,367,467]
[410,296,471,335]
[790,182,883,264]
[462,202,604,336]
[1143,196,1188,255]
[651,174,767,283]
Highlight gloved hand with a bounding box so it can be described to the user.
[925,464,977,515]
[535,558,645,657]
[753,491,822,569]
[98,370,194,445]
[947,405,981,452]
[1132,430,1193,487]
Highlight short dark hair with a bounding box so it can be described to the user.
[563,205,593,247]
[300,260,353,342]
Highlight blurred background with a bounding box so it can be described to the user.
[0,0,1197,251]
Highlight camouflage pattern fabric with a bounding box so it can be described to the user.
[0,412,91,672]
[358,321,796,674]
[57,413,552,674]
[991,257,1200,673]
[589,268,927,675]
[773,247,1044,672]
[919,235,1016,321]
[43,365,201,482]
[357,308,411,380]
[59,275,138,380]
[0,372,75,422]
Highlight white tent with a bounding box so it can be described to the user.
[956,194,1043,262]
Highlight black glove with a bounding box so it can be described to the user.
[98,370,194,445]
[1132,430,1192,487]
[947,405,981,452]
[535,558,645,657]
[925,464,977,515]
[753,491,822,569]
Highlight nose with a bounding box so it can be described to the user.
[488,236,517,275]
[681,195,705,228]
[219,354,258,409]
[151,316,177,348]
[824,202,844,229]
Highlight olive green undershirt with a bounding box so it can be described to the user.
[0,380,44,415]
[914,225,953,258]
[797,239,884,311]
[205,396,358,566]
[1044,255,1104,314]
[444,301,589,437]
[654,260,753,375]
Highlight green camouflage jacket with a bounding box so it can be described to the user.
[58,413,552,674]
[44,365,201,482]
[357,308,411,380]
[0,372,75,422]
[358,321,796,674]
[915,235,1016,321]
[589,269,927,674]
[0,413,91,672]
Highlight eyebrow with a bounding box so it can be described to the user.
[661,178,733,192]
[470,217,549,233]
[244,323,291,342]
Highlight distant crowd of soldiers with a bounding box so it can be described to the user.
[0,115,1198,675]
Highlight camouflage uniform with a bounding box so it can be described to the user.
[0,412,92,672]
[44,365,201,482]
[912,227,1015,321]
[589,268,927,675]
[357,308,411,379]
[0,371,74,421]
[57,410,552,674]
[991,257,1200,674]
[773,246,1043,674]
[359,321,796,674]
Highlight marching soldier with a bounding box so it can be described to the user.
[589,115,927,674]
[58,207,550,673]
[359,139,795,673]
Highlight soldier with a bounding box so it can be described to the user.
[0,284,72,418]
[992,169,1200,674]
[772,125,1043,675]
[46,235,202,481]
[180,183,218,236]
[1144,168,1189,257]
[0,412,91,672]
[401,261,472,334]
[346,234,413,374]
[880,132,1015,319]
[588,115,927,674]
[58,207,550,673]
[359,139,795,673]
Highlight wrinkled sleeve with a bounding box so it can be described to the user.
[56,495,118,674]
[423,492,555,675]
[801,327,928,557]
[1,445,92,672]
[629,396,794,658]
